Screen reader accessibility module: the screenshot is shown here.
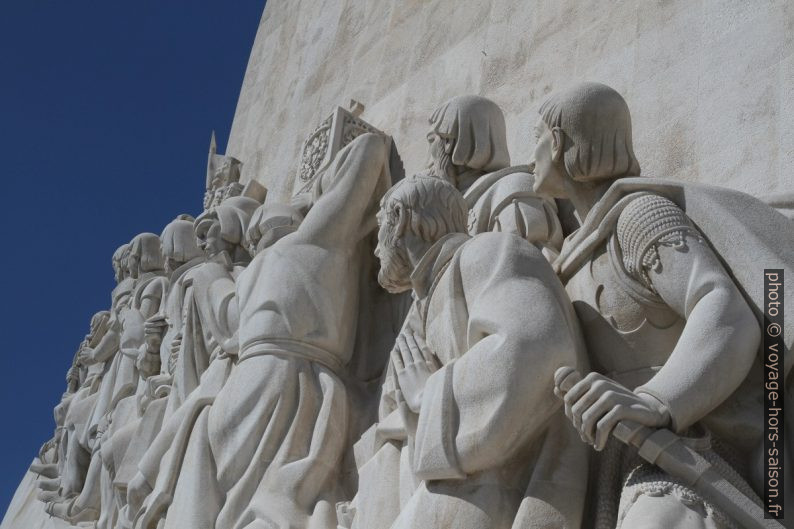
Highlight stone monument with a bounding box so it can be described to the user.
[3,1,793,528]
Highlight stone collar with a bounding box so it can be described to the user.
[410,232,470,300]
[170,256,205,282]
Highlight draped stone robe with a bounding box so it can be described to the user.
[348,168,567,529]
[365,232,589,529]
[112,256,206,506]
[82,277,136,447]
[131,253,241,529]
[96,272,168,528]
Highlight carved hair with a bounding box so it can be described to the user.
[112,243,130,276]
[429,95,510,172]
[539,82,640,182]
[161,218,204,263]
[381,175,469,243]
[129,233,164,273]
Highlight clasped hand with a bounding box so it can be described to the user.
[77,346,95,366]
[553,369,670,451]
[391,331,439,414]
[144,315,168,353]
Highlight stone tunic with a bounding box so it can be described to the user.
[559,193,762,529]
[131,254,241,529]
[351,168,565,529]
[380,232,588,529]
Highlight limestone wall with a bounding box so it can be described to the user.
[227,0,793,202]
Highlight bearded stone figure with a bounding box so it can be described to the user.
[423,94,563,256]
[353,175,588,528]
[531,82,794,528]
[346,95,569,529]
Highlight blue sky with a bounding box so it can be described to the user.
[0,1,265,515]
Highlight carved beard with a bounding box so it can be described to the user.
[428,141,456,184]
[376,232,413,294]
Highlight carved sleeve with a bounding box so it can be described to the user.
[298,133,389,247]
[412,235,582,479]
[139,278,168,320]
[616,195,760,432]
[616,194,700,293]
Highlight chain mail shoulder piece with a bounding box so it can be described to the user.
[616,194,703,292]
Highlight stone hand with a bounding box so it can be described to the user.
[391,331,439,414]
[136,349,161,379]
[126,472,153,521]
[554,368,670,451]
[77,347,95,365]
[144,315,168,353]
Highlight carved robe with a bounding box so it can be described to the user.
[95,273,168,529]
[131,254,241,529]
[112,256,206,505]
[144,133,389,529]
[350,167,565,529]
[367,233,588,529]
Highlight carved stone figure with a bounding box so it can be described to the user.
[46,235,167,526]
[532,82,793,528]
[348,175,588,528]
[125,197,261,529]
[423,94,562,255]
[34,310,111,504]
[134,132,392,529]
[37,244,130,502]
[347,95,568,529]
[38,245,134,523]
[97,234,168,528]
[107,217,207,523]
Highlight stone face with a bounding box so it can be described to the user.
[4,3,794,529]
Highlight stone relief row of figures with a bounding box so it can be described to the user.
[31,82,794,529]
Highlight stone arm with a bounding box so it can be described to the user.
[191,263,240,357]
[621,196,761,432]
[88,325,120,364]
[296,133,390,249]
[138,277,168,321]
[412,235,583,480]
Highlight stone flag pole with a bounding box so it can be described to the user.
[3,1,793,528]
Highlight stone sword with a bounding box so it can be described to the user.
[555,367,785,529]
